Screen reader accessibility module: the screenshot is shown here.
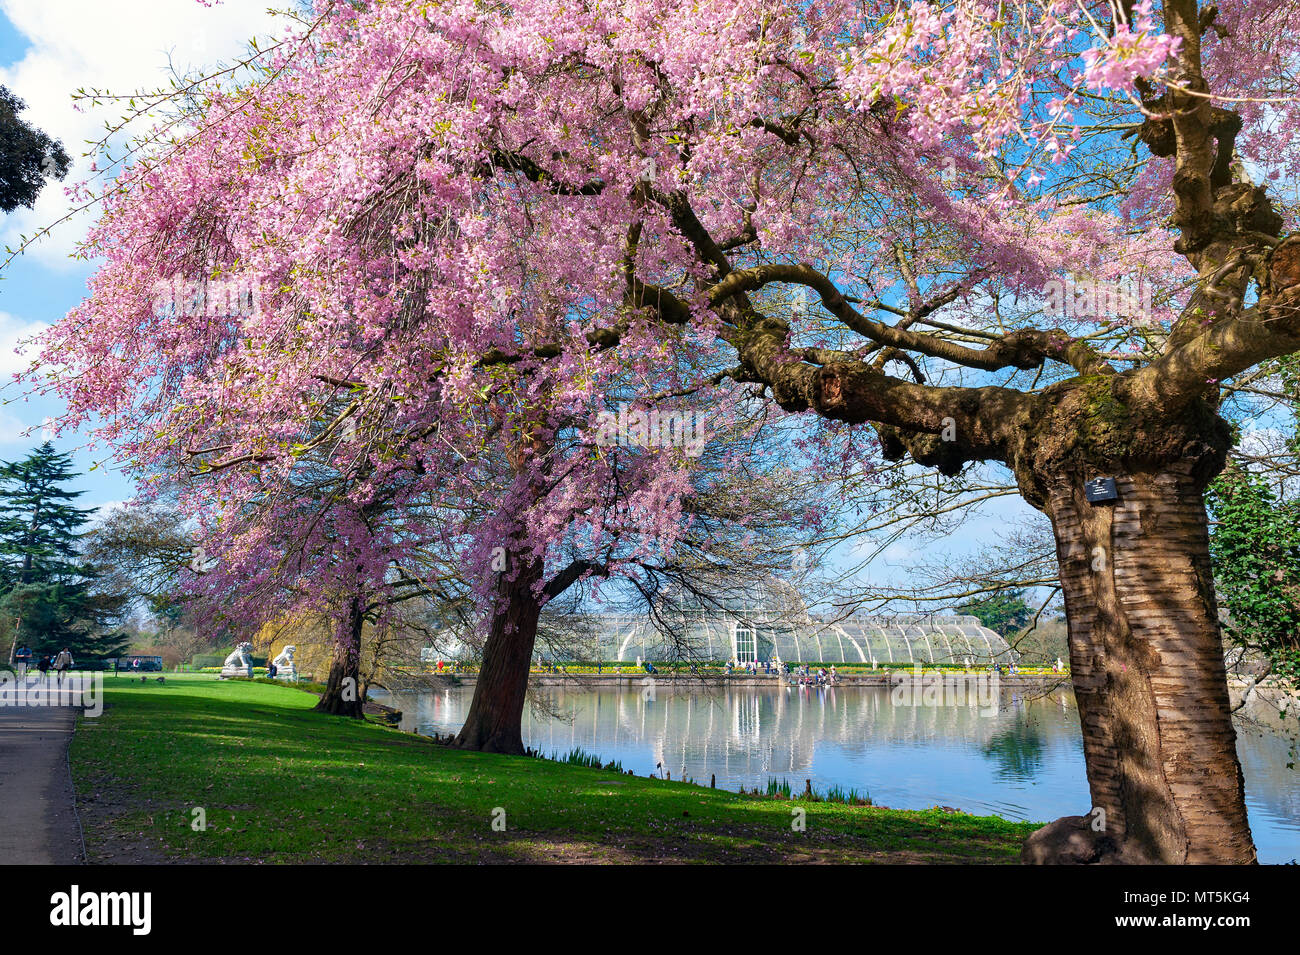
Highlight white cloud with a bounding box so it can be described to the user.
[0,406,30,444]
[90,499,126,524]
[0,0,285,267]
[0,309,49,377]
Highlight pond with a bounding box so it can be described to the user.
[375,682,1300,864]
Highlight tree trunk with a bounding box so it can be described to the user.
[314,596,365,718]
[1025,462,1255,864]
[453,551,545,755]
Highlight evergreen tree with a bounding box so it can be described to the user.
[0,444,127,658]
[955,588,1034,638]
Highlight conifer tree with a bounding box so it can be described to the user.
[0,444,127,658]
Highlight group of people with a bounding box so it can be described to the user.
[617,658,841,685]
[787,663,837,687]
[725,659,780,676]
[11,646,74,679]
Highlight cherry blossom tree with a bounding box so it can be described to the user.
[26,0,1300,862]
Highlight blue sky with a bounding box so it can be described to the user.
[0,70,128,514]
[0,1,283,515]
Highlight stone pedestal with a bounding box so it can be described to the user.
[219,642,255,679]
[270,646,298,683]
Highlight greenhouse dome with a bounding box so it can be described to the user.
[554,611,1015,665]
[421,576,1015,666]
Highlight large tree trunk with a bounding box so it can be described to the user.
[314,596,365,718]
[1024,462,1255,864]
[453,551,545,755]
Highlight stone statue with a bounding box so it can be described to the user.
[270,645,298,683]
[220,642,254,679]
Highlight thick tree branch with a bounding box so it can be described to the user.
[708,263,1114,376]
[1126,237,1300,411]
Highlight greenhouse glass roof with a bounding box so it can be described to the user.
[551,612,1014,665]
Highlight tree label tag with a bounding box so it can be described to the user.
[1084,476,1119,503]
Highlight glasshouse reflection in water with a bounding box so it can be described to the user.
[381,683,1299,863]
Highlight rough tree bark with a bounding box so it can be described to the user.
[314,595,365,717]
[1008,380,1255,863]
[452,550,545,755]
[1026,467,1255,863]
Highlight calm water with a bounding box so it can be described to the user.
[375,683,1300,864]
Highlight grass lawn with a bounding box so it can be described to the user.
[71,674,1039,864]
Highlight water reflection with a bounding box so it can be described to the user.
[376,682,1299,864]
[982,720,1047,781]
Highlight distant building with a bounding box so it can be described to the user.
[563,611,1014,666]
[418,576,1016,666]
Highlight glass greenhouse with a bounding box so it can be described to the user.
[547,611,1015,665]
[422,577,1016,666]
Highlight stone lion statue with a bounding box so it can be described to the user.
[270,645,298,682]
[220,641,254,679]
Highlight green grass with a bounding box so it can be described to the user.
[762,777,872,806]
[550,746,624,773]
[71,674,1039,864]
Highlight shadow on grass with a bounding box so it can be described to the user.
[72,676,1036,864]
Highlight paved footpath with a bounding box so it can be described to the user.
[0,680,85,865]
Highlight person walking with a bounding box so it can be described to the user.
[53,647,73,683]
[14,645,31,678]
